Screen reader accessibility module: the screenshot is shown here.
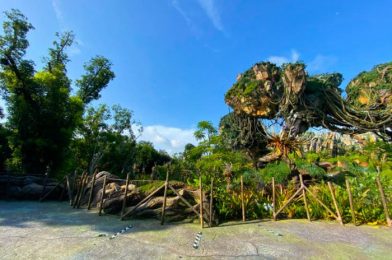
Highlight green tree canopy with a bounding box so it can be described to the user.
[0,9,115,174]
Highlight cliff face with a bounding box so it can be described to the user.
[302,132,380,155]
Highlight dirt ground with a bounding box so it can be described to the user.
[0,201,391,259]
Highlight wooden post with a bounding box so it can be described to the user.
[98,175,107,216]
[241,175,245,222]
[209,178,214,227]
[66,175,73,205]
[87,171,97,210]
[161,169,170,225]
[345,178,356,225]
[199,175,204,229]
[327,182,343,225]
[272,177,276,220]
[120,173,130,217]
[300,175,311,221]
[376,175,392,227]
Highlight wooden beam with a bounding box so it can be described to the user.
[209,178,214,227]
[327,182,343,225]
[376,175,392,227]
[274,186,303,218]
[304,186,338,219]
[121,184,165,220]
[241,175,245,222]
[161,170,170,225]
[87,171,97,210]
[272,177,276,220]
[168,185,200,216]
[77,174,89,208]
[39,177,65,202]
[73,172,86,208]
[66,175,73,205]
[199,175,204,229]
[299,175,311,222]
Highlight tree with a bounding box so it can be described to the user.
[134,141,171,176]
[194,120,217,142]
[0,9,115,175]
[0,123,11,172]
[71,104,138,176]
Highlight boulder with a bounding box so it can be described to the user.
[21,183,44,198]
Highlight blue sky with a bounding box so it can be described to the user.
[1,0,392,153]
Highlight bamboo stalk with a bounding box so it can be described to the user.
[241,175,245,222]
[376,175,392,227]
[161,170,170,225]
[200,175,204,229]
[98,176,107,216]
[345,178,357,225]
[121,184,165,220]
[300,175,310,221]
[87,171,97,210]
[327,182,344,225]
[209,178,214,227]
[120,173,131,217]
[272,177,276,220]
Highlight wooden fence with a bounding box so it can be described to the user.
[38,171,391,228]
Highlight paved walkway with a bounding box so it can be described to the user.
[0,201,391,259]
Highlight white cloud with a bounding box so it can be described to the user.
[51,1,83,56]
[267,50,337,72]
[268,49,300,66]
[172,0,193,27]
[52,0,65,29]
[171,0,224,35]
[307,55,337,73]
[139,125,197,154]
[197,0,224,32]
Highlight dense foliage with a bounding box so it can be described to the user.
[0,10,114,174]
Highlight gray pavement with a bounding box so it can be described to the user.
[0,201,391,259]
